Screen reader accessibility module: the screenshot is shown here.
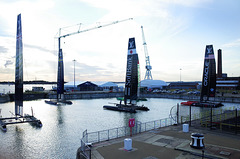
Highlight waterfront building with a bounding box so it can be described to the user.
[140,79,168,90]
[168,82,200,90]
[217,77,240,90]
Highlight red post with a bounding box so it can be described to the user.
[129,118,135,137]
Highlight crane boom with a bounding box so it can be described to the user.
[58,18,133,58]
[141,26,153,80]
[59,18,133,39]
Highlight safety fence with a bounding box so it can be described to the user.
[83,116,177,144]
[181,106,240,134]
[80,130,91,159]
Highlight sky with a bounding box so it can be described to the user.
[0,0,240,82]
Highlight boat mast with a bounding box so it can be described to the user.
[124,38,139,105]
[200,45,216,102]
[15,14,23,116]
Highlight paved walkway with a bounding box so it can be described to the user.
[83,125,240,159]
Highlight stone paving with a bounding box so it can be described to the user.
[81,124,240,159]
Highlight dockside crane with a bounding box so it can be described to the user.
[141,26,153,80]
[58,18,133,53]
[56,18,133,100]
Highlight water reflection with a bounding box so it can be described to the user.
[0,98,239,159]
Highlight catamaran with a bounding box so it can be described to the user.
[45,40,72,105]
[0,14,42,132]
[103,38,149,113]
[181,45,223,108]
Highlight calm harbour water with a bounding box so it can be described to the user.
[0,85,239,158]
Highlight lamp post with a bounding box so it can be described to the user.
[73,59,76,89]
[180,68,182,82]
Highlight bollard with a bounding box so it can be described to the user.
[190,133,204,149]
[183,124,189,132]
[124,138,132,151]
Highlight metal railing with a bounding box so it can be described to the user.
[180,107,240,134]
[80,130,91,159]
[84,116,177,144]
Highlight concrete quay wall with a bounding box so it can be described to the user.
[141,93,240,103]
[1,92,240,103]
[48,92,124,100]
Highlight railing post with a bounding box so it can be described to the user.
[210,106,213,130]
[98,131,100,142]
[189,104,192,126]
[235,109,238,134]
[177,103,179,124]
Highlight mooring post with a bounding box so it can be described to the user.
[210,106,213,130]
[202,149,205,159]
[235,109,238,134]
[177,103,179,125]
[189,104,192,126]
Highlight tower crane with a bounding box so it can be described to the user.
[141,26,153,80]
[58,18,133,54]
[56,18,133,100]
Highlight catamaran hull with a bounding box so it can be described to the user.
[45,100,72,105]
[191,102,223,108]
[103,105,136,113]
[115,104,149,111]
[116,97,147,102]
[0,120,7,132]
[181,101,198,106]
[24,114,43,127]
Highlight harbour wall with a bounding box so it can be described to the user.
[1,92,240,103]
[48,91,124,99]
[142,93,240,103]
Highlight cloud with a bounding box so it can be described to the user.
[222,39,240,48]
[0,46,8,53]
[4,60,13,68]
[24,44,56,55]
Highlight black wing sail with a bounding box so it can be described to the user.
[57,48,64,99]
[200,45,216,101]
[15,14,23,116]
[124,38,139,104]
